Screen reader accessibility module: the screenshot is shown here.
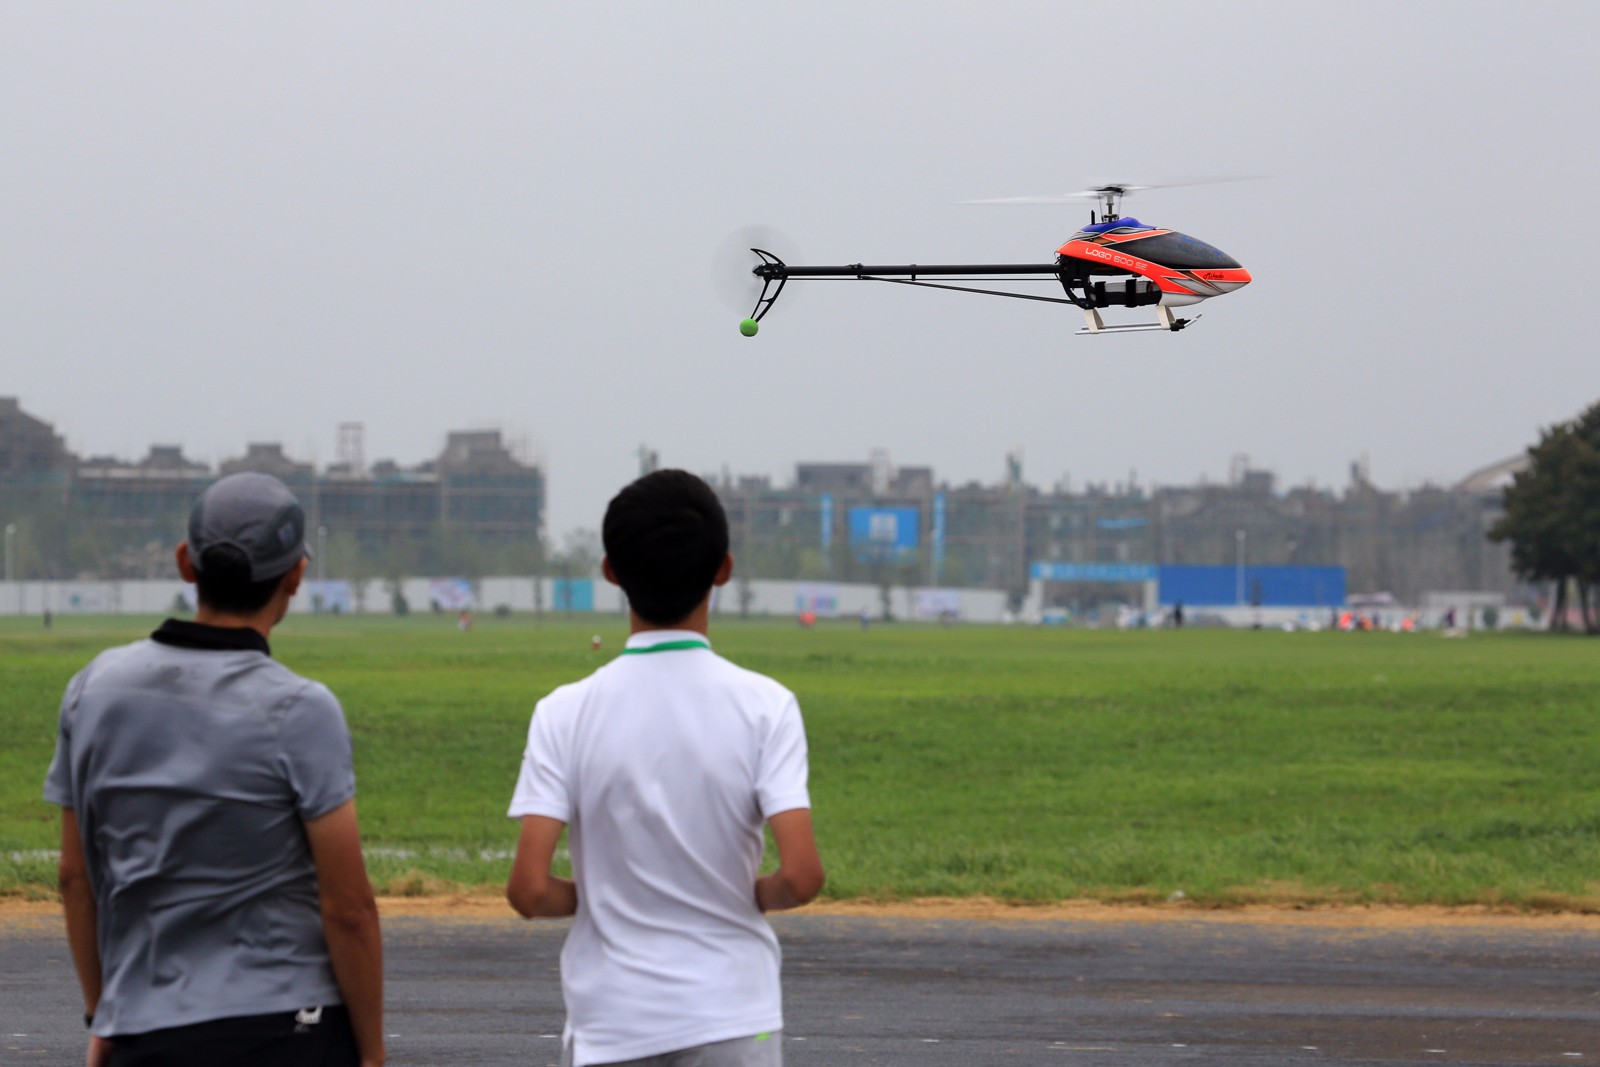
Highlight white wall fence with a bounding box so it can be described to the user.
[0,577,1015,623]
[715,581,1012,623]
[0,579,1527,629]
[0,580,188,616]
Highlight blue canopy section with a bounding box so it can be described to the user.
[1080,217,1148,234]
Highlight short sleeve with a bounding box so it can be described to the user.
[755,694,811,819]
[277,681,356,820]
[507,699,571,822]
[41,669,89,808]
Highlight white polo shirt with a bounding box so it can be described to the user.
[508,630,812,1066]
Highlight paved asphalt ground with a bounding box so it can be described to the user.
[5,911,1599,1066]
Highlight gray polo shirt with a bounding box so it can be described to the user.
[43,619,355,1037]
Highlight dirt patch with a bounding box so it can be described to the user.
[9,894,1600,932]
[796,896,1600,930]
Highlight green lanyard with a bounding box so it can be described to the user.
[620,639,710,655]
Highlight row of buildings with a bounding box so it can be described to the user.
[3,396,1524,607]
[705,448,1522,609]
[0,397,544,579]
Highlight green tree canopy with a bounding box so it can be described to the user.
[1489,400,1600,632]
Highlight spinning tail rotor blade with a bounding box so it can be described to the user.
[712,225,801,315]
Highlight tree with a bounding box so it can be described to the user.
[324,530,375,613]
[378,537,422,617]
[1489,401,1600,633]
[548,529,602,617]
[736,572,755,619]
[870,558,896,621]
[897,556,922,621]
[555,529,602,578]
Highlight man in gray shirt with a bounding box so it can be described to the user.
[44,472,384,1067]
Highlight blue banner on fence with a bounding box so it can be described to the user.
[1158,565,1345,607]
[1030,562,1159,583]
[848,506,919,563]
[553,578,594,612]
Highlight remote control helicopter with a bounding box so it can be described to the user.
[738,181,1253,336]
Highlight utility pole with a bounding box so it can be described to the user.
[1235,529,1247,605]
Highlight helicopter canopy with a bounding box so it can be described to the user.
[1098,230,1241,270]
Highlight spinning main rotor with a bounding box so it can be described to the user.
[961,177,1258,224]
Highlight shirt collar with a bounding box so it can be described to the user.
[150,617,272,657]
[621,629,712,655]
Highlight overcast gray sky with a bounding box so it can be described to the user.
[5,1,1597,537]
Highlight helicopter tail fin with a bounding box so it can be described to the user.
[748,249,789,324]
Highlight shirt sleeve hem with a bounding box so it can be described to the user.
[759,795,812,818]
[507,801,570,822]
[299,787,357,822]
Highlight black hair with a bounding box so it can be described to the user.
[193,543,287,615]
[602,470,729,626]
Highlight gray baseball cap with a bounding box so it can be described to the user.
[187,472,312,582]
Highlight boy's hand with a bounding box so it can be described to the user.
[508,816,579,918]
[757,808,824,912]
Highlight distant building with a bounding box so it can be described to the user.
[0,396,72,478]
[0,398,544,579]
[712,450,1524,608]
[220,443,314,481]
[0,395,1525,598]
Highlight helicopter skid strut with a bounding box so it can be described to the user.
[1076,305,1198,335]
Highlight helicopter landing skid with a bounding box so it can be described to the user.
[1076,306,1199,335]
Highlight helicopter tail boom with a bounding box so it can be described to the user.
[747,249,1065,322]
[762,262,1063,279]
[747,249,1207,332]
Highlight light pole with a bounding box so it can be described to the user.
[1234,528,1246,606]
[315,526,328,614]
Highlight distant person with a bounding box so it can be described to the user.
[1172,601,1184,629]
[44,472,384,1067]
[859,606,871,631]
[507,469,824,1067]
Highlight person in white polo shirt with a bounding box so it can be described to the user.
[506,469,825,1067]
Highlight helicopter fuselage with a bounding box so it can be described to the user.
[1056,217,1251,310]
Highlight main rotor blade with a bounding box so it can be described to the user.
[959,194,1142,206]
[960,176,1263,206]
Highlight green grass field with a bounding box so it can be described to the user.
[5,614,1599,909]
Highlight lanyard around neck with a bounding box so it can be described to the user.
[620,639,710,655]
